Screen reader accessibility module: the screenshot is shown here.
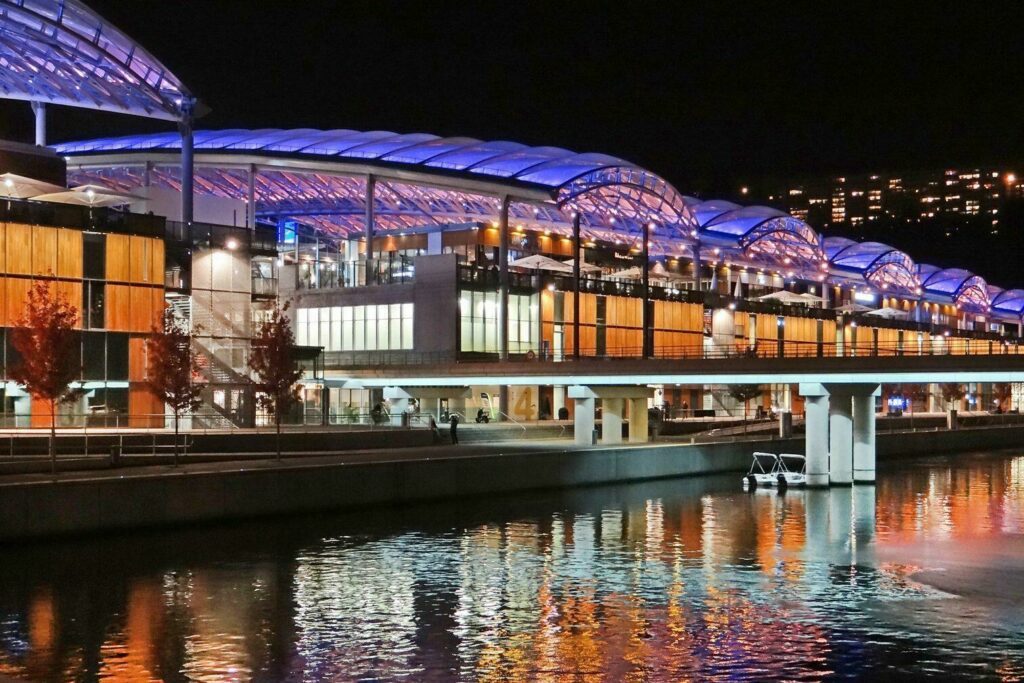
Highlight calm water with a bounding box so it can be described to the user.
[0,453,1023,681]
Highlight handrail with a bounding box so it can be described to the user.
[494,411,528,437]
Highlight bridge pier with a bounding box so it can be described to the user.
[800,383,831,488]
[568,385,655,445]
[853,386,881,483]
[828,389,853,486]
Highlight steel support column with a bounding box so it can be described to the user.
[365,174,376,273]
[31,101,45,146]
[247,164,257,229]
[853,386,880,483]
[692,240,702,292]
[642,221,651,358]
[178,109,194,224]
[498,195,511,361]
[572,212,581,360]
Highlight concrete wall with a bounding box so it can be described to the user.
[2,425,1021,541]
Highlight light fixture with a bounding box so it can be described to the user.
[225,238,239,250]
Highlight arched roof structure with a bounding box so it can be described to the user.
[918,265,990,312]
[991,289,1024,317]
[56,128,699,250]
[824,237,921,294]
[690,202,824,272]
[0,0,192,120]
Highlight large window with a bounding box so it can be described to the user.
[296,303,413,351]
[459,291,538,354]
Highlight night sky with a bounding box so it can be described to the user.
[2,2,1023,279]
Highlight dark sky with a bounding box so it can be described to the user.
[4,2,1024,197]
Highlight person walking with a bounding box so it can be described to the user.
[449,412,460,444]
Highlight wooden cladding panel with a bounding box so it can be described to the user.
[56,229,83,279]
[6,277,31,324]
[129,236,147,283]
[149,238,165,285]
[105,233,131,282]
[128,385,164,428]
[128,336,148,382]
[106,284,131,331]
[56,280,82,329]
[6,223,31,275]
[31,226,57,276]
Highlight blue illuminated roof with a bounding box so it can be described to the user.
[0,0,193,120]
[992,289,1024,316]
[58,128,699,241]
[825,238,920,294]
[688,199,742,227]
[920,266,990,311]
[702,205,788,238]
[56,130,638,192]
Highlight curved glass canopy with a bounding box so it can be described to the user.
[0,0,192,120]
[919,266,990,311]
[992,289,1024,316]
[58,128,699,247]
[824,237,920,294]
[692,203,824,272]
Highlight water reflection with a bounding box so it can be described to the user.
[0,453,1021,680]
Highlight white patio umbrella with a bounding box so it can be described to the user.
[561,258,602,274]
[32,184,144,207]
[0,173,64,199]
[834,302,872,313]
[756,290,809,305]
[508,254,574,273]
[866,307,910,319]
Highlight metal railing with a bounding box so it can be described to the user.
[321,338,1024,368]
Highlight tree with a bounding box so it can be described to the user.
[248,302,303,460]
[9,280,81,474]
[727,384,763,419]
[146,308,203,467]
[940,383,966,410]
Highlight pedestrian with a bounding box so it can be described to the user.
[449,412,459,444]
[428,415,440,444]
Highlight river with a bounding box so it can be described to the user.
[0,451,1022,681]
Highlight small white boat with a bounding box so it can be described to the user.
[742,452,807,489]
[742,452,782,489]
[776,453,807,488]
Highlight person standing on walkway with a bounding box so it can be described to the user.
[449,413,459,444]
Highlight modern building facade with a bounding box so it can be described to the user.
[50,130,1024,423]
[1,0,1022,429]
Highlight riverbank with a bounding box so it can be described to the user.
[1,424,1022,541]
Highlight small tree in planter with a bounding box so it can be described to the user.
[249,302,303,460]
[10,280,81,474]
[727,384,763,420]
[147,308,203,467]
[940,383,966,411]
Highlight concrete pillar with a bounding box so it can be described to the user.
[852,388,879,483]
[829,392,853,485]
[31,101,45,146]
[628,397,648,443]
[498,385,509,422]
[800,383,830,488]
[573,397,595,445]
[602,398,624,444]
[553,385,565,418]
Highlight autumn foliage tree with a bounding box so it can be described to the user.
[9,280,81,474]
[727,384,763,419]
[940,383,967,410]
[248,302,303,460]
[147,308,203,467]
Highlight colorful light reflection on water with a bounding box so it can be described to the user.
[0,452,1022,681]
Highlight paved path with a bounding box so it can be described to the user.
[0,438,689,487]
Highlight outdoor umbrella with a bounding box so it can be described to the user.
[834,302,872,313]
[756,290,810,305]
[508,254,574,273]
[866,307,910,319]
[32,184,143,207]
[0,173,65,199]
[561,259,602,274]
